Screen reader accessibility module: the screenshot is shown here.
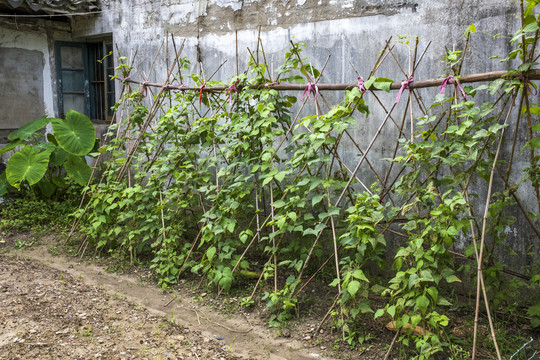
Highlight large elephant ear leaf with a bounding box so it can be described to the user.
[0,139,24,155]
[50,146,69,166]
[64,154,92,186]
[6,145,51,189]
[0,172,10,197]
[38,178,56,198]
[8,116,51,141]
[52,110,96,156]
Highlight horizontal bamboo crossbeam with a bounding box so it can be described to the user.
[119,69,540,93]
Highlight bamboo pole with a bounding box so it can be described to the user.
[118,69,540,92]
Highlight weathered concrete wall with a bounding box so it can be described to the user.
[0,18,71,160]
[69,0,537,269]
[0,47,45,129]
[73,0,518,80]
[0,19,71,130]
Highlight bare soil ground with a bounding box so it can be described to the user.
[0,234,352,360]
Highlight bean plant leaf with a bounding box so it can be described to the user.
[528,136,540,149]
[8,116,50,141]
[527,302,540,317]
[348,280,361,297]
[464,24,477,36]
[415,295,430,314]
[357,302,373,314]
[206,246,217,261]
[6,145,51,188]
[411,313,422,327]
[374,308,385,319]
[364,77,394,92]
[218,267,234,291]
[445,275,461,283]
[64,154,92,186]
[353,269,369,282]
[52,110,96,156]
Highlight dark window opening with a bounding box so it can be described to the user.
[56,40,115,122]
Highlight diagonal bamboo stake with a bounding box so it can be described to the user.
[313,293,340,338]
[495,165,540,239]
[335,101,399,207]
[523,93,540,204]
[381,87,411,193]
[115,44,184,182]
[328,190,345,340]
[471,91,517,360]
[269,170,278,293]
[295,245,342,297]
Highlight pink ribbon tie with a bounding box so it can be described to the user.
[141,81,149,96]
[301,82,319,102]
[357,76,366,94]
[265,82,279,88]
[440,75,467,100]
[395,77,414,103]
[226,80,240,106]
[439,75,453,94]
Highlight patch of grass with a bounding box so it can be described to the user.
[0,195,78,232]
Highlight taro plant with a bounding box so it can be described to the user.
[0,110,97,198]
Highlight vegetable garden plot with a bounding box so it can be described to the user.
[67,13,539,360]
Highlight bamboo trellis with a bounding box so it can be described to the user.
[70,30,539,360]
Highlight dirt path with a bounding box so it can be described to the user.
[0,238,333,360]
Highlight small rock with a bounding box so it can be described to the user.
[303,335,311,341]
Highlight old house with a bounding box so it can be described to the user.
[0,1,114,149]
